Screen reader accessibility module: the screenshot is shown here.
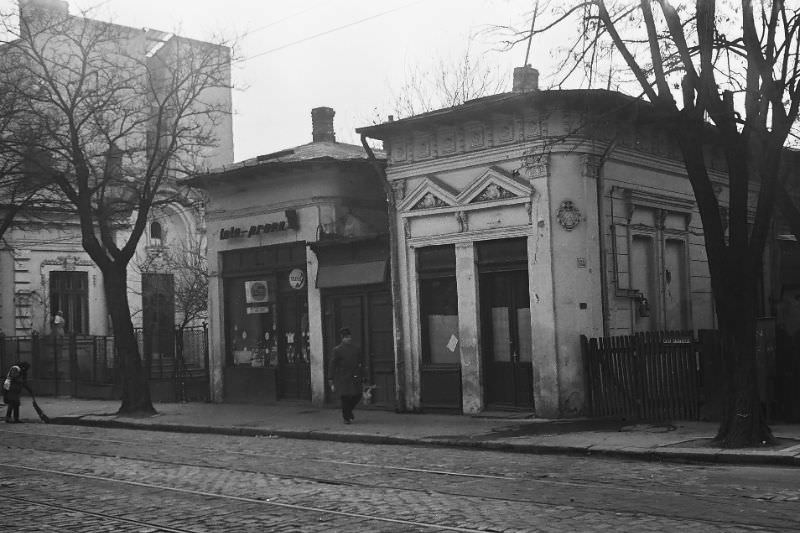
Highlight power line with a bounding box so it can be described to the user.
[238,0,328,41]
[238,0,426,64]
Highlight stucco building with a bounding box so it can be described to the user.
[358,66,724,417]
[189,108,392,406]
[0,0,232,342]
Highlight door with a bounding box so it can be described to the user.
[142,273,176,366]
[276,287,311,400]
[324,290,395,407]
[481,270,534,408]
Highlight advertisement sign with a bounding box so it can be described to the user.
[288,268,306,290]
[245,280,271,314]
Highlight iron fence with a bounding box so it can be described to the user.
[0,324,209,402]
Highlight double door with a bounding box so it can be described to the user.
[324,289,395,407]
[480,270,534,409]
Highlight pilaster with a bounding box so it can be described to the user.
[455,241,482,414]
[306,246,325,406]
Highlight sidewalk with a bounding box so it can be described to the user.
[16,397,800,467]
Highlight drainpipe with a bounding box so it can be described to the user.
[360,134,406,412]
[596,139,618,337]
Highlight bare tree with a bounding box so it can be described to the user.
[0,33,60,241]
[136,233,208,332]
[388,44,509,119]
[497,1,800,447]
[1,3,231,414]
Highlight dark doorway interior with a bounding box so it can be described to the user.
[142,273,176,360]
[324,288,395,407]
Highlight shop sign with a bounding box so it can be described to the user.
[219,210,298,240]
[288,268,306,290]
[244,280,271,314]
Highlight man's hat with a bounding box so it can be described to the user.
[339,327,351,337]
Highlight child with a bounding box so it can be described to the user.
[3,362,31,423]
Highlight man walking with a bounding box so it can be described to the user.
[328,328,363,424]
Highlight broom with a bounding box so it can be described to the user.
[28,389,50,424]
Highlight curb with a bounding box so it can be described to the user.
[49,416,800,467]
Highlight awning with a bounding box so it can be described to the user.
[316,260,387,289]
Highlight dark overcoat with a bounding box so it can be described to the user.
[3,374,23,405]
[328,342,363,396]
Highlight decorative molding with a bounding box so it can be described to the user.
[625,188,695,214]
[624,188,695,228]
[457,166,531,205]
[407,224,532,248]
[399,176,459,212]
[412,192,448,210]
[496,118,514,143]
[414,132,432,159]
[438,126,456,154]
[391,180,407,203]
[471,183,515,203]
[40,256,94,270]
[582,154,603,179]
[392,139,408,162]
[523,150,550,179]
[466,122,485,149]
[556,200,582,231]
[455,210,468,232]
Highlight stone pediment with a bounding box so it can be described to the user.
[457,166,531,204]
[400,176,459,211]
[399,167,532,213]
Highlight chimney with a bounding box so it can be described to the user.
[513,65,539,93]
[311,107,336,143]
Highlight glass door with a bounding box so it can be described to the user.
[481,270,533,408]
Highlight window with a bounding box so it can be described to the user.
[49,272,89,334]
[417,245,459,364]
[626,205,690,331]
[150,221,163,243]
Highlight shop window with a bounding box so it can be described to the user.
[417,245,459,364]
[223,277,277,367]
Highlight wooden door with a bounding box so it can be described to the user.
[481,270,534,409]
[324,289,395,407]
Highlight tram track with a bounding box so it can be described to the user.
[4,493,197,533]
[1,463,491,533]
[2,426,798,532]
[0,426,711,497]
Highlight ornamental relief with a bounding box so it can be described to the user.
[411,192,448,210]
[556,200,582,231]
[438,126,456,154]
[471,183,515,203]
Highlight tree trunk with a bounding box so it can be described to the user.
[104,266,156,416]
[712,281,774,448]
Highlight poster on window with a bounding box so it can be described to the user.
[244,280,271,314]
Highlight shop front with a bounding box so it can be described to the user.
[190,106,391,406]
[314,236,395,408]
[221,242,311,402]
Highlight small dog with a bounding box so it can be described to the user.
[362,384,377,403]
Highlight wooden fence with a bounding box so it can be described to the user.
[581,331,702,421]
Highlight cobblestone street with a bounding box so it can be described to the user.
[0,424,798,531]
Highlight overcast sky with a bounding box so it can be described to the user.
[7,0,562,161]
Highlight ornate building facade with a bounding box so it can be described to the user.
[358,66,724,417]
